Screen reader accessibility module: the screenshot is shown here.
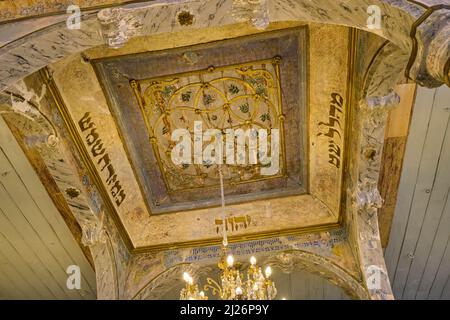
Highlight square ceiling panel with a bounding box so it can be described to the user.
[93,28,307,214]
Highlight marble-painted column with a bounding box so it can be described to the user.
[350,92,400,300]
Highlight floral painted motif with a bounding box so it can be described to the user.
[228,84,240,95]
[181,91,192,102]
[239,102,249,113]
[202,94,214,105]
[260,112,271,122]
[134,60,283,192]
[162,85,176,98]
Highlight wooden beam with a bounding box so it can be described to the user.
[378,83,416,248]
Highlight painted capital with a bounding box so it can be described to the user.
[353,177,383,213]
[80,211,107,247]
[359,91,400,131]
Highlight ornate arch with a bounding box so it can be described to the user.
[347,59,404,299]
[1,0,449,300]
[0,0,448,92]
[363,41,411,97]
[130,250,368,300]
[131,263,213,300]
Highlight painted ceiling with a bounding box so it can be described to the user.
[92,28,306,214]
[5,23,352,250]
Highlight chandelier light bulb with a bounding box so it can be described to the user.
[180,167,277,300]
[227,254,234,267]
[265,266,272,278]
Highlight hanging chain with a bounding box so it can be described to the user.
[218,165,228,247]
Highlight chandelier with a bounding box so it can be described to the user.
[180,166,277,300]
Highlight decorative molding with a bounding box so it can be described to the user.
[352,92,400,215]
[363,42,411,97]
[131,247,362,300]
[3,0,448,300]
[41,68,135,250]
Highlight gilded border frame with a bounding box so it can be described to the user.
[42,26,358,253]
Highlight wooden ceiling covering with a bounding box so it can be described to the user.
[0,116,96,299]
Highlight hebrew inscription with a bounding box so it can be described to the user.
[215,214,252,234]
[318,93,344,169]
[78,112,126,207]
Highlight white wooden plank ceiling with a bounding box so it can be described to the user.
[385,85,450,300]
[0,116,96,300]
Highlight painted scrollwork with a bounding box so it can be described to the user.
[97,7,143,49]
[0,81,58,147]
